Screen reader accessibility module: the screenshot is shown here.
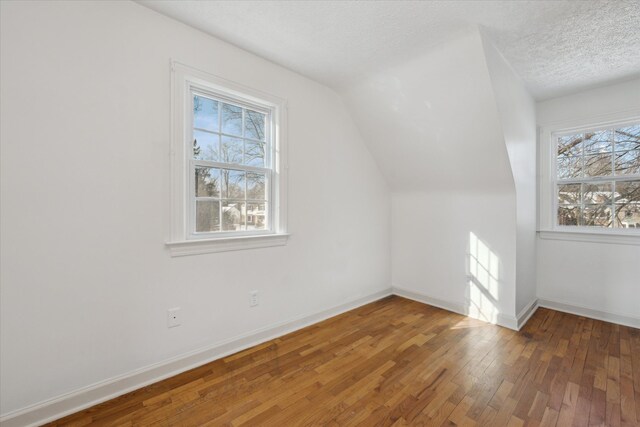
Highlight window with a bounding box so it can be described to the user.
[192,93,270,235]
[168,62,288,255]
[554,122,640,230]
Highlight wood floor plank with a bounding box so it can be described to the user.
[46,296,640,427]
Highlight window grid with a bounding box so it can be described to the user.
[554,123,640,229]
[190,89,273,236]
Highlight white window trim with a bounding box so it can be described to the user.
[167,61,289,256]
[538,108,640,245]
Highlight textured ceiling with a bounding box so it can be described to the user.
[137,0,640,100]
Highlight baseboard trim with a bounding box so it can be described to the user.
[392,286,468,317]
[537,298,640,329]
[0,288,393,427]
[496,313,519,331]
[391,286,520,331]
[516,299,539,330]
[11,289,634,426]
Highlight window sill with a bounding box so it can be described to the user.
[166,233,290,257]
[538,230,640,246]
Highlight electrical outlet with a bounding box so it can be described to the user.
[249,291,259,307]
[167,307,181,328]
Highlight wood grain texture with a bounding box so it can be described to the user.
[46,296,640,426]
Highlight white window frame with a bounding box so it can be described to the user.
[538,110,640,245]
[167,61,288,256]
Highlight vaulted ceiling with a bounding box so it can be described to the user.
[138,0,640,100]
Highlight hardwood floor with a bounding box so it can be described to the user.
[48,296,640,426]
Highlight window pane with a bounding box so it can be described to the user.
[583,153,612,177]
[615,180,640,228]
[558,205,580,226]
[614,124,640,151]
[583,182,613,204]
[244,110,266,141]
[244,140,265,167]
[195,167,220,197]
[582,205,612,228]
[558,184,580,205]
[557,155,582,179]
[583,130,612,154]
[222,201,245,231]
[616,206,640,228]
[221,136,243,164]
[615,180,640,204]
[554,124,640,232]
[221,103,242,136]
[193,130,219,161]
[557,133,582,180]
[247,203,267,230]
[195,200,220,232]
[221,169,245,199]
[614,150,640,175]
[557,134,582,157]
[247,172,266,200]
[193,95,218,132]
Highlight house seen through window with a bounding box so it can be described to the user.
[191,92,272,235]
[555,123,640,229]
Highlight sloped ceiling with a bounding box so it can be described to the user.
[136,0,639,191]
[137,0,640,100]
[343,29,513,191]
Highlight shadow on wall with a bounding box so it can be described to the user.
[467,231,500,324]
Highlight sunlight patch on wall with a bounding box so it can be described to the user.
[467,232,500,324]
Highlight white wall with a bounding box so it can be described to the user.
[536,78,640,324]
[343,30,515,194]
[481,36,538,315]
[342,30,520,325]
[392,191,517,326]
[0,0,390,417]
[537,238,640,321]
[537,78,640,125]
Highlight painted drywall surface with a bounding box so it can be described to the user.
[138,1,640,100]
[0,0,390,415]
[344,29,515,193]
[537,78,640,125]
[344,30,518,322]
[537,238,640,319]
[392,191,517,324]
[481,36,538,315]
[536,78,640,320]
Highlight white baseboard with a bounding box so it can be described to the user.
[516,299,539,330]
[537,298,640,329]
[496,313,519,331]
[392,286,468,317]
[0,288,393,427]
[390,288,637,331]
[8,288,634,427]
[391,286,520,331]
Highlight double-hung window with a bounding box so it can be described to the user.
[192,92,271,235]
[553,122,640,230]
[169,62,288,255]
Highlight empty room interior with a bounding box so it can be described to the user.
[1,1,640,426]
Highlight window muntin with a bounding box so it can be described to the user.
[190,91,272,237]
[554,123,640,229]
